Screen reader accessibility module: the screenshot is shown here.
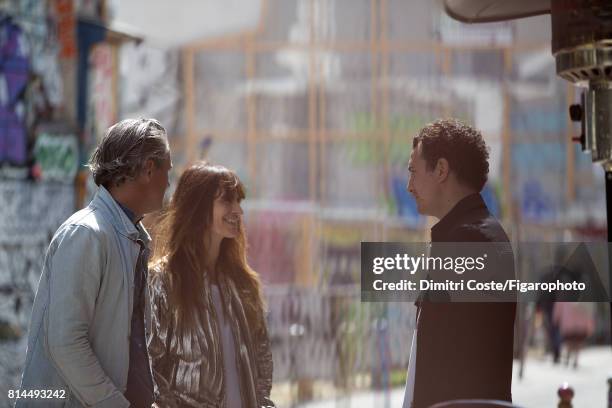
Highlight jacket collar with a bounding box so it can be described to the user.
[431,193,486,241]
[91,185,151,245]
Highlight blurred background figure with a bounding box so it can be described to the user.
[553,302,595,369]
[536,297,562,364]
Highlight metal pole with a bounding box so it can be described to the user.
[606,171,612,346]
[608,373,612,408]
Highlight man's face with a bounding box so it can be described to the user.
[407,142,440,217]
[145,151,172,213]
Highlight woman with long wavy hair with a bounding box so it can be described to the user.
[148,162,275,408]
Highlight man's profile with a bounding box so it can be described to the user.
[403,119,516,408]
[17,118,172,408]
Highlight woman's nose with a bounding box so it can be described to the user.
[233,203,244,215]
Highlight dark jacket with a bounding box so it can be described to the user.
[412,193,516,408]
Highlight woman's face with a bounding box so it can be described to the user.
[210,193,243,241]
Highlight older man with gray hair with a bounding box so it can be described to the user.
[17,118,172,408]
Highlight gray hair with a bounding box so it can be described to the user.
[88,118,169,188]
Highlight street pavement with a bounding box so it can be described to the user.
[298,346,612,408]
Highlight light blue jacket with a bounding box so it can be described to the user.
[16,186,152,408]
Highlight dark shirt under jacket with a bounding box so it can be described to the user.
[116,202,154,408]
[412,193,517,408]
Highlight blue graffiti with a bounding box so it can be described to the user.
[510,109,566,134]
[480,183,501,218]
[512,142,566,172]
[520,180,557,222]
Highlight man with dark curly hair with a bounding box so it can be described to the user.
[18,119,172,408]
[403,119,516,408]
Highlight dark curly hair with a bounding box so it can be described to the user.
[413,118,489,192]
[88,118,168,188]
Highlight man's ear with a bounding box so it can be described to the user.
[143,159,155,180]
[435,158,450,182]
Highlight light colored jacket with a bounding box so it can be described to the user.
[17,186,151,408]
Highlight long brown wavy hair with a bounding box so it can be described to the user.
[151,162,264,331]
